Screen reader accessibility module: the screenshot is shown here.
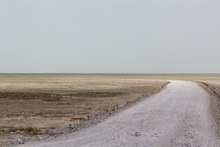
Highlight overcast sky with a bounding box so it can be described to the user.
[0,0,219,73]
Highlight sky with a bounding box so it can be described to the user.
[0,0,220,73]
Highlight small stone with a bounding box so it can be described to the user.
[135,132,141,137]
[17,138,25,144]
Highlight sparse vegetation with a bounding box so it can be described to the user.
[0,74,167,146]
[199,81,220,136]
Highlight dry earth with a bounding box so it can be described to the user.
[0,74,167,147]
[199,80,220,136]
[19,81,219,147]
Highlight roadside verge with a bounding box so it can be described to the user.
[199,82,220,136]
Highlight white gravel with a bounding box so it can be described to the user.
[18,81,220,147]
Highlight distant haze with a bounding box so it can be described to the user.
[0,0,220,73]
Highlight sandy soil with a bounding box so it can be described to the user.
[199,81,220,137]
[0,74,167,147]
[19,81,220,147]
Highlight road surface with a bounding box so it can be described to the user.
[19,81,220,147]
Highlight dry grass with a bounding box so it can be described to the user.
[0,127,41,136]
[199,81,220,136]
[0,74,167,146]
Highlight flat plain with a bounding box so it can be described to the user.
[1,74,220,147]
[0,74,168,146]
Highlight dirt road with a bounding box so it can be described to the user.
[18,81,219,147]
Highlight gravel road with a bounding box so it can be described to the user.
[18,81,220,147]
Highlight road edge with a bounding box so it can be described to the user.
[198,82,220,137]
[15,81,170,147]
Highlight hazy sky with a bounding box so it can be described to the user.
[0,0,220,73]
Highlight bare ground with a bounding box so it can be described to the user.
[0,75,167,147]
[19,81,220,147]
[199,81,220,136]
